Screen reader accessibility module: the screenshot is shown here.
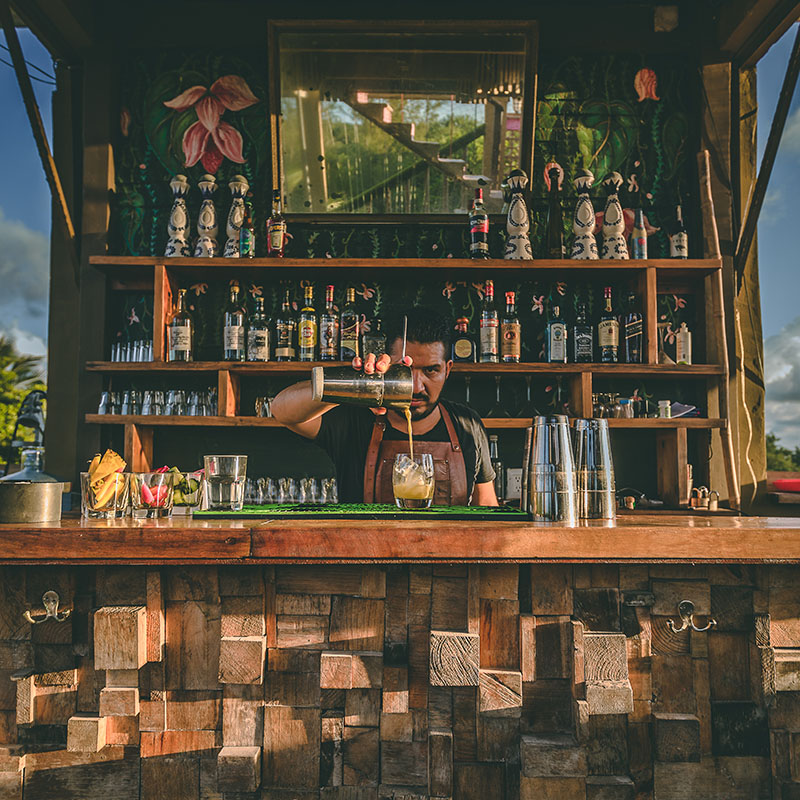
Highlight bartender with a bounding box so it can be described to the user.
[271,306,498,506]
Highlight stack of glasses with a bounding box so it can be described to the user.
[98,388,218,416]
[523,415,616,524]
[244,477,338,505]
[111,340,153,362]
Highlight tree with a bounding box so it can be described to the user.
[0,336,47,467]
[765,432,800,472]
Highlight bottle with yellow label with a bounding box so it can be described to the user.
[452,317,477,362]
[298,285,318,362]
[501,291,521,363]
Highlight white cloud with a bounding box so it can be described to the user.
[765,315,800,447]
[784,106,800,153]
[0,207,49,359]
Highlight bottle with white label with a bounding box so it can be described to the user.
[670,205,688,259]
[167,288,192,362]
[246,296,270,362]
[546,304,567,363]
[676,322,692,365]
[223,284,246,361]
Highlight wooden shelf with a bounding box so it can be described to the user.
[89,255,722,273]
[85,360,723,377]
[85,414,724,430]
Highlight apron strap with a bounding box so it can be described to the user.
[440,405,469,503]
[363,420,385,503]
[440,405,461,452]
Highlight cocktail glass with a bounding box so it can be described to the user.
[392,453,435,510]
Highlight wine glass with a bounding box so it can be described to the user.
[517,374,540,418]
[485,376,510,418]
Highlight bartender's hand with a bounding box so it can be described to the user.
[352,353,413,416]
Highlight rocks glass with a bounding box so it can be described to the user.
[392,453,434,510]
[203,455,247,512]
[130,472,175,519]
[80,472,129,519]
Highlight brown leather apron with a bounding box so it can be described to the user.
[363,405,469,505]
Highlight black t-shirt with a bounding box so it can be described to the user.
[315,399,495,503]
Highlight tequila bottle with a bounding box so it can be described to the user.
[275,290,297,362]
[167,288,192,362]
[223,285,246,361]
[246,296,270,362]
[479,280,499,363]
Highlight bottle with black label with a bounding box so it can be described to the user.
[319,285,339,361]
[670,204,688,258]
[339,287,360,360]
[598,286,619,363]
[489,435,505,502]
[223,285,246,361]
[469,188,490,259]
[246,296,270,361]
[267,189,286,257]
[452,317,477,362]
[545,304,567,363]
[298,285,318,362]
[167,288,192,362]
[572,302,593,363]
[274,289,296,362]
[479,280,499,363]
[501,291,521,363]
[623,292,643,363]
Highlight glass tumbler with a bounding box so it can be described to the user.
[203,455,247,512]
[573,418,616,521]
[130,472,175,519]
[392,453,435,510]
[81,472,129,519]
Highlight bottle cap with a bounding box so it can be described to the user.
[505,292,515,304]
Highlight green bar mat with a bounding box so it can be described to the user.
[194,503,530,521]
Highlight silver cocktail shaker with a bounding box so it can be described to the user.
[526,415,578,524]
[311,364,413,409]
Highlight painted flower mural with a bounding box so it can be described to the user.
[634,68,660,102]
[163,75,259,173]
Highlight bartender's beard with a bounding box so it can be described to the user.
[408,394,438,421]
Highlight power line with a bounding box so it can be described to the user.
[0,57,55,85]
[0,42,55,81]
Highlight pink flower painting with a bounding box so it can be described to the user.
[164,75,259,173]
[634,68,660,102]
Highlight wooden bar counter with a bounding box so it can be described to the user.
[2,514,799,799]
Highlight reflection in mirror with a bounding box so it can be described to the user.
[277,27,529,215]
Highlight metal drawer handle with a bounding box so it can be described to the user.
[667,600,716,633]
[23,591,71,624]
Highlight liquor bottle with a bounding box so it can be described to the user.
[266,189,286,257]
[479,279,499,363]
[298,285,317,362]
[572,302,593,363]
[223,284,246,361]
[239,200,256,258]
[676,322,692,364]
[246,296,270,362]
[670,204,688,259]
[319,285,339,362]
[167,288,192,362]
[622,292,643,363]
[630,207,647,259]
[339,287,360,360]
[545,163,565,258]
[274,289,297,362]
[362,318,386,358]
[469,188,490,259]
[489,435,505,502]
[598,286,619,363]
[501,291,521,363]
[545,304,567,363]
[452,317,477,363]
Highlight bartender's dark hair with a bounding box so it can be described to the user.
[384,305,453,354]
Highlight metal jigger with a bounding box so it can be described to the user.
[573,418,616,520]
[527,415,578,524]
[311,364,413,409]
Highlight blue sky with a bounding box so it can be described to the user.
[0,25,799,443]
[0,28,52,360]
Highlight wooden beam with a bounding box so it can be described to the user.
[718,0,800,65]
[734,23,800,284]
[10,0,94,61]
[0,0,80,285]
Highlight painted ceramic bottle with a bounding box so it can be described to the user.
[164,174,191,257]
[503,169,533,260]
[193,174,218,258]
[224,174,250,257]
[600,172,629,260]
[570,168,598,259]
